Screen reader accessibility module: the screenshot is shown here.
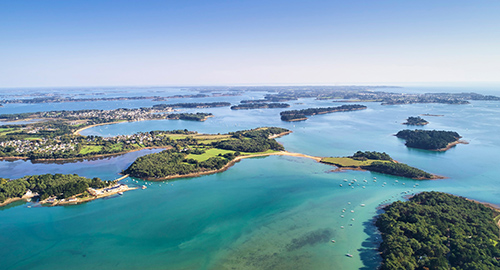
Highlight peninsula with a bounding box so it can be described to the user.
[320,151,437,179]
[0,173,132,207]
[230,103,290,110]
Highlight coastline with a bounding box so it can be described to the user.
[133,151,322,181]
[433,140,469,152]
[73,121,127,135]
[0,146,172,162]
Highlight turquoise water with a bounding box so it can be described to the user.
[1,86,500,269]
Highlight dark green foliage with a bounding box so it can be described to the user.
[215,127,288,152]
[352,151,392,161]
[404,116,428,126]
[280,104,367,121]
[376,192,500,270]
[396,129,461,150]
[166,113,213,121]
[230,103,290,110]
[362,162,432,179]
[0,174,110,202]
[124,149,232,179]
[214,137,284,152]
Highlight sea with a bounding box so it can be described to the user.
[1,84,500,269]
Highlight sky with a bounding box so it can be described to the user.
[1,0,499,87]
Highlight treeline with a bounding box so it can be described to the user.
[230,103,290,110]
[215,127,288,152]
[165,113,213,121]
[0,174,111,202]
[376,192,500,270]
[362,161,433,179]
[396,129,461,150]
[124,149,233,179]
[352,151,392,161]
[152,102,230,109]
[403,116,428,126]
[280,104,367,121]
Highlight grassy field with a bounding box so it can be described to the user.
[320,157,391,167]
[186,148,279,162]
[186,148,235,161]
[79,145,103,155]
[0,127,18,136]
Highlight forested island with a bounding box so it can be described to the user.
[280,104,367,121]
[403,116,428,126]
[0,173,118,206]
[320,151,435,179]
[376,192,500,270]
[152,102,231,109]
[230,103,290,110]
[124,127,289,180]
[396,129,462,151]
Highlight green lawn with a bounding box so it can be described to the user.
[0,127,18,136]
[79,145,103,155]
[321,157,391,167]
[186,148,235,161]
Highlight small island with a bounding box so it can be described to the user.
[376,191,500,270]
[396,129,464,151]
[280,104,367,121]
[320,151,437,179]
[0,173,132,207]
[403,116,428,126]
[230,103,290,110]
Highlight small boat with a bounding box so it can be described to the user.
[346,253,353,257]
[331,240,336,243]
[340,215,344,218]
[339,184,342,187]
[351,210,354,213]
[118,192,123,195]
[360,204,365,207]
[142,185,147,189]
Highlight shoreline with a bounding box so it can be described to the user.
[0,146,172,162]
[73,121,127,135]
[131,151,322,181]
[433,140,468,152]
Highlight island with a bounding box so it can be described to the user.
[396,129,464,151]
[0,173,132,207]
[124,127,291,180]
[280,104,367,121]
[376,191,500,270]
[230,103,290,110]
[320,151,437,179]
[403,116,428,126]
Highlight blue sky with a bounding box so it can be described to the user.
[1,0,499,87]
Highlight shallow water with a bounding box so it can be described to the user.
[1,86,500,269]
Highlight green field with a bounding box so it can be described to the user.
[321,157,391,167]
[186,148,235,161]
[0,127,18,136]
[79,145,103,155]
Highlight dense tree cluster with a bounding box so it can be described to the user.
[280,104,367,121]
[376,192,500,270]
[352,151,392,161]
[0,174,111,202]
[216,127,288,152]
[396,130,461,150]
[362,161,432,179]
[230,103,290,110]
[403,116,429,126]
[165,113,213,121]
[124,149,232,179]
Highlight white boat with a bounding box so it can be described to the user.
[360,204,365,207]
[346,253,353,257]
[118,192,123,195]
[142,185,147,189]
[331,240,336,243]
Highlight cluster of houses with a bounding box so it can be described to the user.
[0,138,75,154]
[38,107,174,122]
